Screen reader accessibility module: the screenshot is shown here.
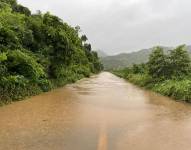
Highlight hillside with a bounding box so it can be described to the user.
[102,46,191,70]
[0,0,102,104]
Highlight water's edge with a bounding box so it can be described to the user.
[0,73,98,107]
[113,72,191,104]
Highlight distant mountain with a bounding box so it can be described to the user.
[101,46,191,70]
[96,50,108,58]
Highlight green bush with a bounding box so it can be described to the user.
[36,79,52,92]
[0,75,42,104]
[70,65,91,77]
[7,50,45,80]
[152,80,191,102]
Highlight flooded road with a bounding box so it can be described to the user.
[1,72,191,150]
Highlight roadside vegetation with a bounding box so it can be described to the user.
[0,0,103,105]
[113,45,191,102]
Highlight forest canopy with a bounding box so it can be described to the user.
[0,0,103,104]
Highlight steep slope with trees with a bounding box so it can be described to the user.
[0,0,102,105]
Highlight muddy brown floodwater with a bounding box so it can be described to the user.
[1,72,191,150]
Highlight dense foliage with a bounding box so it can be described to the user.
[113,45,191,102]
[0,0,102,105]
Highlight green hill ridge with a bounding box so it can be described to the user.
[101,46,191,70]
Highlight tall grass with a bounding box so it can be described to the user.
[152,80,191,102]
[114,71,191,102]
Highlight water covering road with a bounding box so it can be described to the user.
[1,72,191,150]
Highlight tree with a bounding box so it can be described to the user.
[84,43,91,52]
[7,50,45,80]
[170,45,191,78]
[0,1,10,10]
[1,0,16,6]
[75,25,81,33]
[81,35,88,43]
[12,4,31,16]
[43,12,63,28]
[147,47,170,79]
[132,63,146,74]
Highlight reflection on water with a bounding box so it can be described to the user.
[0,72,191,150]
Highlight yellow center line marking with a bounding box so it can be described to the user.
[97,122,108,150]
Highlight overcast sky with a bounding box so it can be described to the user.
[18,0,191,55]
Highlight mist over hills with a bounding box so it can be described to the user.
[101,46,191,70]
[96,50,108,58]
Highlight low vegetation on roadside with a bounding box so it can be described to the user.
[0,0,103,105]
[113,45,191,102]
